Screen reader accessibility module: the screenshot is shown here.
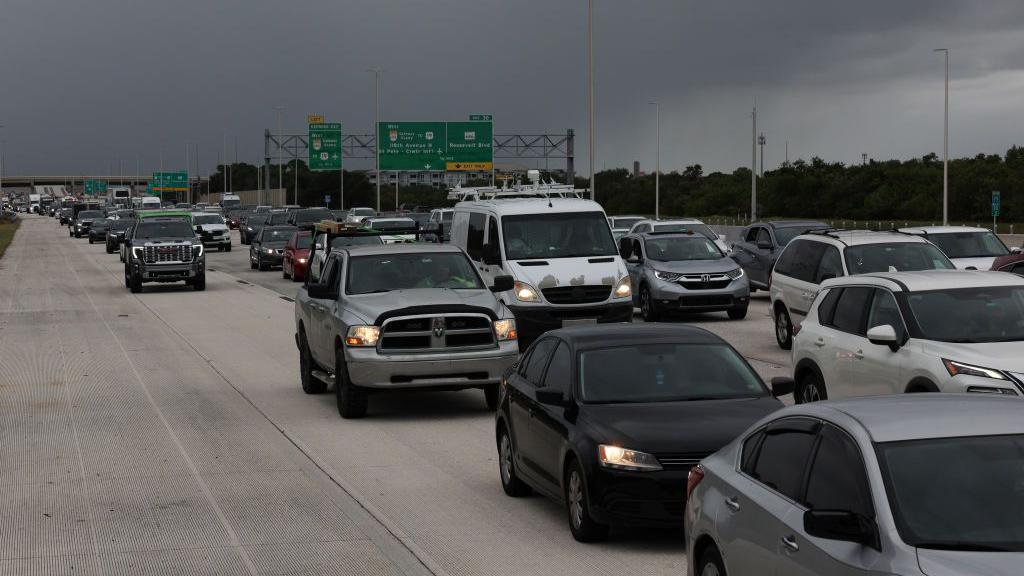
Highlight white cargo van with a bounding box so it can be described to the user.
[450,183,633,347]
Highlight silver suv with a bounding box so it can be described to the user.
[770,230,954,349]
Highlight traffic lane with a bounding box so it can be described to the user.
[83,236,692,574]
[204,229,302,298]
[7,217,424,576]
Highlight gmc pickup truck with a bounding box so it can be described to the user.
[294,243,519,418]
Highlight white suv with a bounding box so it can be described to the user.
[898,225,1019,270]
[770,230,954,349]
[791,270,1024,403]
[627,218,729,254]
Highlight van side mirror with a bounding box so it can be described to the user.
[490,275,514,293]
[483,243,501,265]
[804,510,880,550]
[769,377,795,398]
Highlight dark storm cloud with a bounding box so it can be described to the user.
[1,0,1023,176]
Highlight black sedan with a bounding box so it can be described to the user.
[250,225,297,270]
[239,213,268,244]
[105,219,134,254]
[495,323,792,541]
[87,219,112,243]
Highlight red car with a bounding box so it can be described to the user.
[991,253,1024,276]
[282,230,312,282]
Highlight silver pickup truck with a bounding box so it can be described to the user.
[294,243,519,418]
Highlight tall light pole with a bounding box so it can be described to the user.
[934,48,949,225]
[649,101,660,219]
[751,105,757,222]
[368,69,383,213]
[274,106,285,205]
[0,125,5,201]
[758,132,766,177]
[588,0,595,201]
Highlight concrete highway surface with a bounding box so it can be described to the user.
[1,215,792,576]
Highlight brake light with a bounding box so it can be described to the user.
[793,322,803,337]
[686,464,705,500]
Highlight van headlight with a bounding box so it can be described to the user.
[493,319,518,341]
[345,325,380,347]
[598,445,662,471]
[513,281,540,303]
[613,276,632,298]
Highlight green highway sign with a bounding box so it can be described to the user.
[378,120,493,171]
[469,114,492,121]
[992,191,1001,217]
[151,171,188,194]
[308,122,342,171]
[84,180,108,196]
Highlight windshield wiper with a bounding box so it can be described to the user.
[915,541,1016,552]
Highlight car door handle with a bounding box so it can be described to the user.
[781,535,799,553]
[814,338,826,348]
[724,497,740,512]
[854,349,865,360]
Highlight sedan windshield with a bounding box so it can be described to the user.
[347,253,484,294]
[645,236,723,261]
[906,286,1024,343]
[877,434,1024,551]
[926,231,1009,259]
[134,221,195,239]
[580,343,765,403]
[503,212,616,260]
[844,243,954,274]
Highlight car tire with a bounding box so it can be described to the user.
[258,255,269,271]
[774,306,793,350]
[497,426,532,497]
[88,237,94,244]
[483,384,499,411]
[640,285,660,322]
[299,332,326,394]
[217,245,223,252]
[225,244,231,252]
[129,269,142,294]
[565,459,608,542]
[106,243,114,254]
[335,347,368,419]
[283,267,290,280]
[193,272,206,291]
[796,369,827,404]
[727,304,748,320]
[697,546,727,576]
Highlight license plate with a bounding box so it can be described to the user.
[562,318,597,327]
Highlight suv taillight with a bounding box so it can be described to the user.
[686,465,705,500]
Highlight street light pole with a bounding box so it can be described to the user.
[934,48,949,225]
[751,104,757,223]
[758,132,766,177]
[368,69,383,213]
[588,0,595,201]
[274,106,284,205]
[649,101,660,220]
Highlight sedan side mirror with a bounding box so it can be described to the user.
[490,275,514,293]
[535,387,568,406]
[769,377,796,398]
[804,510,880,550]
[756,240,773,250]
[867,325,898,349]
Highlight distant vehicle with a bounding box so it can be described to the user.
[191,212,231,252]
[792,270,1024,403]
[769,230,955,349]
[28,193,41,213]
[898,225,1019,270]
[71,210,104,238]
[607,215,645,237]
[308,222,385,282]
[107,185,131,206]
[294,243,519,418]
[425,208,454,242]
[287,207,334,231]
[498,323,789,541]
[139,196,162,210]
[250,225,297,270]
[225,209,250,230]
[175,203,193,211]
[104,219,133,254]
[362,217,418,243]
[345,207,376,223]
[330,209,348,221]
[254,205,272,214]
[282,231,312,282]
[628,218,730,254]
[219,193,241,209]
[687,395,1024,576]
[732,220,829,291]
[264,211,292,226]
[59,207,74,225]
[87,218,113,244]
[282,204,302,212]
[992,253,1024,276]
[619,231,749,321]
[239,213,268,245]
[123,215,205,292]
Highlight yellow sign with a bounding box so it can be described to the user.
[446,161,493,171]
[307,114,324,125]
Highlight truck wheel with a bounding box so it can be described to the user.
[484,384,499,411]
[129,269,142,293]
[299,332,326,394]
[335,347,367,419]
[193,272,206,291]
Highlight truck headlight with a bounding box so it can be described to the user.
[613,276,632,298]
[943,359,1007,380]
[513,281,540,303]
[132,247,144,258]
[345,325,380,347]
[598,445,662,471]
[192,245,204,257]
[493,319,517,341]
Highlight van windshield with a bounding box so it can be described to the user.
[502,212,617,260]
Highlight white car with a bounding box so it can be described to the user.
[362,217,417,243]
[791,269,1024,403]
[627,218,729,254]
[770,230,954,349]
[898,225,1019,270]
[345,207,376,223]
[190,212,232,251]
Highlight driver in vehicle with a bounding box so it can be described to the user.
[416,261,476,289]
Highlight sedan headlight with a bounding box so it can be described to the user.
[265,248,274,254]
[598,445,662,472]
[613,276,632,298]
[726,267,745,280]
[653,270,681,282]
[246,226,253,231]
[513,281,540,303]
[943,359,1007,380]
[345,325,380,347]
[493,319,518,341]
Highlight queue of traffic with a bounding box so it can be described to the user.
[53,175,1024,576]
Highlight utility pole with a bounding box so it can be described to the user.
[222,134,228,197]
[274,106,284,204]
[0,125,5,202]
[368,69,383,213]
[934,48,949,225]
[758,132,766,177]
[588,0,595,201]
[649,100,660,219]
[785,139,789,167]
[751,105,757,222]
[862,153,868,166]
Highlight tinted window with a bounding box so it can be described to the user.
[906,286,1024,343]
[487,216,500,255]
[347,253,484,294]
[815,245,843,283]
[773,240,803,276]
[805,426,873,516]
[844,242,954,274]
[750,425,818,501]
[467,213,486,260]
[744,227,759,243]
[741,431,765,475]
[522,339,557,384]
[868,289,906,341]
[756,228,772,245]
[830,287,873,335]
[817,288,843,325]
[542,342,571,393]
[927,231,1009,259]
[791,241,828,283]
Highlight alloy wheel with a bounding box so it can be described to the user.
[568,471,584,529]
[499,434,513,486]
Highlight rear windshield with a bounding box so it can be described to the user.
[654,222,717,240]
[261,228,296,243]
[844,243,955,274]
[295,236,313,249]
[293,209,333,223]
[367,219,416,231]
[330,235,384,249]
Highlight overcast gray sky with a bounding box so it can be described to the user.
[2,0,1023,177]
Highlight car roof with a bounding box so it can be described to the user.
[542,323,726,349]
[796,230,931,246]
[340,243,465,257]
[820,269,1024,292]
[898,225,991,234]
[763,220,828,228]
[455,197,605,216]
[262,225,297,232]
[785,395,1024,443]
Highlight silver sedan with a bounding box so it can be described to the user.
[686,394,1024,575]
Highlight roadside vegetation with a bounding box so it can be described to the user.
[0,219,19,261]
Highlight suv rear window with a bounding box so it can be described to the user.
[844,242,954,274]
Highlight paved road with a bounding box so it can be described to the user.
[2,216,794,576]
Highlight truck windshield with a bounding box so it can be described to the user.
[347,253,484,294]
[502,212,616,260]
[78,211,104,219]
[135,221,194,239]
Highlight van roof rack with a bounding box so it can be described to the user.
[447,169,587,201]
